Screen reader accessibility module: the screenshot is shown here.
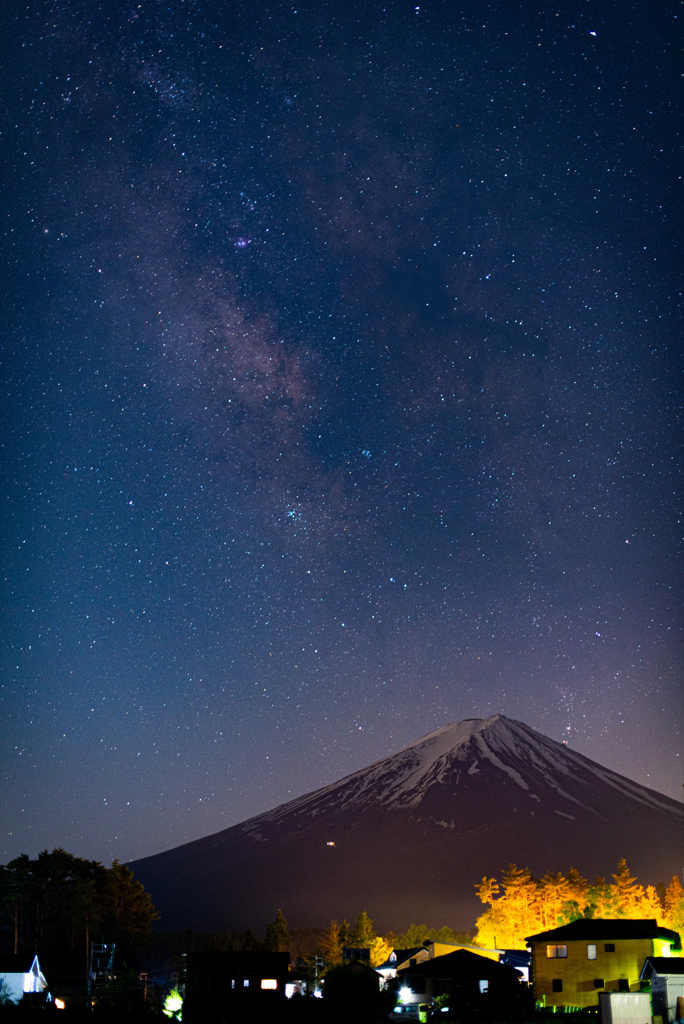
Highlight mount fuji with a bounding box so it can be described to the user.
[128,716,684,934]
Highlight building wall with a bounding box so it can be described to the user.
[651,977,684,1023]
[532,938,654,1009]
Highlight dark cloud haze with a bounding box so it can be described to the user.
[2,0,681,867]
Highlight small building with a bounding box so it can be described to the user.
[640,956,684,1023]
[0,955,48,1004]
[525,918,682,1010]
[376,948,428,986]
[182,950,291,1022]
[599,991,653,1024]
[396,947,522,1010]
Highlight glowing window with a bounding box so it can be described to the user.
[243,979,249,987]
[479,980,489,993]
[546,945,567,958]
[587,945,597,960]
[260,979,277,990]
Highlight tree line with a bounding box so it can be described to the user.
[0,848,159,972]
[474,858,684,949]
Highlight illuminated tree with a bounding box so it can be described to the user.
[473,859,668,949]
[663,876,684,928]
[475,877,500,906]
[611,858,643,916]
[369,935,392,968]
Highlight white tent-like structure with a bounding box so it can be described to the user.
[0,955,47,1004]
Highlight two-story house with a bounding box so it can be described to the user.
[525,918,681,1010]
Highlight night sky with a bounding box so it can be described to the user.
[2,0,681,869]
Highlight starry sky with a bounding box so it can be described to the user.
[2,0,681,868]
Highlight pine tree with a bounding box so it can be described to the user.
[264,908,289,952]
[322,919,343,966]
[664,876,684,927]
[350,910,377,950]
[611,859,643,915]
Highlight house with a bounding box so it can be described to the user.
[396,947,522,1011]
[182,950,291,1022]
[525,919,682,1010]
[376,948,429,985]
[377,942,503,987]
[499,949,532,983]
[0,955,48,1004]
[640,956,684,1022]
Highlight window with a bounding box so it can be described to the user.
[593,979,604,989]
[479,980,489,994]
[604,944,615,953]
[546,945,568,958]
[260,979,277,990]
[618,980,629,992]
[552,980,563,993]
[587,945,597,960]
[243,979,249,988]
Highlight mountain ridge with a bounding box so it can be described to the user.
[129,715,684,933]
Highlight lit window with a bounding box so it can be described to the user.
[587,945,597,960]
[479,980,489,993]
[261,979,277,990]
[243,979,249,987]
[546,945,568,958]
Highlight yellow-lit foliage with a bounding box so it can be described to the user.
[370,935,393,968]
[474,859,680,950]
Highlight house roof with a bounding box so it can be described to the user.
[397,949,518,980]
[376,948,425,971]
[525,919,682,949]
[640,957,684,980]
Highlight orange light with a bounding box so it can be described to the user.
[54,999,66,1010]
[260,979,277,990]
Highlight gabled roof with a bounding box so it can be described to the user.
[525,919,682,950]
[397,949,518,980]
[640,957,684,980]
[376,948,425,971]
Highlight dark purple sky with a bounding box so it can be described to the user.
[2,0,681,866]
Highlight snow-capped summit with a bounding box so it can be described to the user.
[129,716,683,934]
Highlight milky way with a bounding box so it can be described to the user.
[2,0,681,865]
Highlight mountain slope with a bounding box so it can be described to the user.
[128,716,684,933]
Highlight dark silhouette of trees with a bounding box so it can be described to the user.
[0,848,159,971]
